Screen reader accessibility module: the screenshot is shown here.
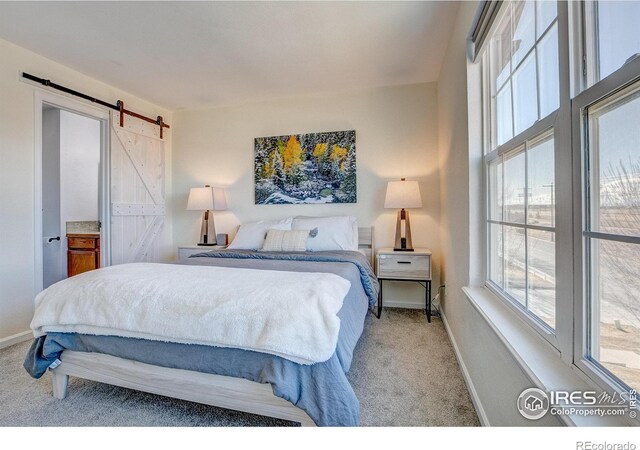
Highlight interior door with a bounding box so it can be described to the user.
[42,107,62,288]
[110,111,166,264]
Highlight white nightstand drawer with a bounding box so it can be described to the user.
[378,253,431,280]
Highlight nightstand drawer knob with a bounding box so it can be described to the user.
[397,261,412,264]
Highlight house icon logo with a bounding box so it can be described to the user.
[525,395,543,410]
[517,388,550,420]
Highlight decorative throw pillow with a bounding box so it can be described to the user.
[292,216,358,251]
[228,217,292,250]
[261,229,310,252]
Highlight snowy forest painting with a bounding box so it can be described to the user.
[254,130,356,204]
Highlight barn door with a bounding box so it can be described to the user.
[110,111,166,264]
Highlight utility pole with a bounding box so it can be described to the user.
[517,187,532,222]
[543,182,555,241]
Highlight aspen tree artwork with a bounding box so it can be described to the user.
[254,130,356,204]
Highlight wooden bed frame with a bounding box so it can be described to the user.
[50,227,375,427]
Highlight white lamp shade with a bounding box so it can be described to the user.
[384,180,422,209]
[211,187,228,211]
[187,186,228,211]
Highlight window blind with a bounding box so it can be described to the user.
[467,1,504,62]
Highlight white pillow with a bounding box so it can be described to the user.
[228,217,292,250]
[292,216,358,251]
[261,229,309,252]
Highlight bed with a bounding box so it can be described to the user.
[24,227,376,426]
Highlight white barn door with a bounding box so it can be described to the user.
[110,111,166,264]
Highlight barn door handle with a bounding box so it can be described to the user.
[48,236,60,243]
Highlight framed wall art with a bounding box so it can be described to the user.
[254,130,356,205]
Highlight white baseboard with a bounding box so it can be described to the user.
[0,330,32,350]
[382,300,423,309]
[441,310,490,426]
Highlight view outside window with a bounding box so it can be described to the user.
[489,0,558,148]
[587,84,640,391]
[486,0,558,330]
[595,1,640,82]
[488,134,556,329]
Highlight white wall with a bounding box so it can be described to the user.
[60,110,100,223]
[0,37,173,342]
[436,2,559,425]
[173,83,441,307]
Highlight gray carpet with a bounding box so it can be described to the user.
[0,309,479,426]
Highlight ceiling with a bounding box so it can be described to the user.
[0,1,460,110]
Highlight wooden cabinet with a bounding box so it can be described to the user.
[67,234,100,277]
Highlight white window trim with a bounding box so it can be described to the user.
[551,0,575,367]
[463,286,633,426]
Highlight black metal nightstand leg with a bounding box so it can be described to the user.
[426,280,432,323]
[377,279,382,318]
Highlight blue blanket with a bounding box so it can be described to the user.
[188,249,378,307]
[24,250,377,426]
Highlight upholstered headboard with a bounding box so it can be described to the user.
[358,227,374,265]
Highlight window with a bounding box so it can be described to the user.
[477,0,640,401]
[575,0,640,397]
[585,1,640,84]
[582,78,640,393]
[484,0,559,335]
[489,0,559,148]
[488,133,556,329]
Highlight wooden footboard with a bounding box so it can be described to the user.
[51,351,316,426]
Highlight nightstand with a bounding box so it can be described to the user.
[376,247,433,322]
[178,245,227,261]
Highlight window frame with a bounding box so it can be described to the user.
[572,56,640,402]
[482,0,572,354]
[488,1,560,150]
[484,118,559,343]
[476,0,640,419]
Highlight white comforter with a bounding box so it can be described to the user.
[31,263,351,364]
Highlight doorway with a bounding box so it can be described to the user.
[35,92,110,291]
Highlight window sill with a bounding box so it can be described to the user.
[463,286,628,426]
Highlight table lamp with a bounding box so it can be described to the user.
[384,178,422,251]
[187,185,227,246]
